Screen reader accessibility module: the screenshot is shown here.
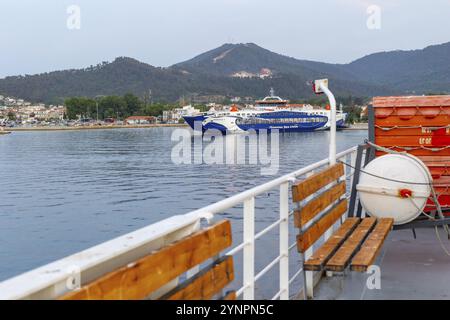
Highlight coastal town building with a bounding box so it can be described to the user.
[0,94,66,124]
[231,68,273,79]
[162,105,201,123]
[124,116,156,125]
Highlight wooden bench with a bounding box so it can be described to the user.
[60,220,236,300]
[292,163,394,299]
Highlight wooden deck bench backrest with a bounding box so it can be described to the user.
[61,220,235,300]
[292,163,394,275]
[292,163,347,253]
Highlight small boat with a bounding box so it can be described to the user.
[183,89,347,133]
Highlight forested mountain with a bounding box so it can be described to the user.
[1,41,449,104]
[346,42,450,93]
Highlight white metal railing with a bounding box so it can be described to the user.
[0,146,358,300]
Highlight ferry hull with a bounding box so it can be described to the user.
[183,115,206,131]
[183,116,328,133]
[337,118,348,129]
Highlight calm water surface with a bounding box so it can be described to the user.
[0,128,366,297]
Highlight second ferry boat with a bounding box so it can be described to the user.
[183,89,347,133]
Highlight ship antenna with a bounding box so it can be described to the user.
[270,87,275,97]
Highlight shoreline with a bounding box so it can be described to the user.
[2,122,368,132]
[5,123,188,132]
[342,123,368,130]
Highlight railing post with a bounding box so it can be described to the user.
[243,197,255,300]
[279,182,289,300]
[349,150,356,190]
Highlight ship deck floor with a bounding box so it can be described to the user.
[306,227,450,300]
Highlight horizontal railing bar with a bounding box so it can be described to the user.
[289,242,297,251]
[272,289,286,300]
[226,242,247,256]
[289,267,304,285]
[236,284,248,297]
[255,255,283,282]
[255,218,284,240]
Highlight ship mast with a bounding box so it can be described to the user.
[269,87,275,98]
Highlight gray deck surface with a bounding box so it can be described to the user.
[312,227,450,300]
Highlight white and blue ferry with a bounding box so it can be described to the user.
[183,89,347,133]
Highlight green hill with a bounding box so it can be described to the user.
[1,41,449,104]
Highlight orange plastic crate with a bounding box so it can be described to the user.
[373,96,450,212]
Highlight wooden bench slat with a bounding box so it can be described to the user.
[292,163,344,202]
[325,218,377,272]
[161,256,234,300]
[351,218,394,272]
[303,218,361,271]
[221,291,237,300]
[297,199,347,253]
[294,182,346,228]
[61,220,232,300]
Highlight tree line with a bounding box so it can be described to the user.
[64,94,177,120]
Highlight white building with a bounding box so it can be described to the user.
[163,105,201,123]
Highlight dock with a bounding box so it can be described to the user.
[5,123,187,132]
[343,123,368,130]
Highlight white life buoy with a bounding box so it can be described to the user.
[357,154,432,225]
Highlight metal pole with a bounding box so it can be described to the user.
[320,83,337,166]
[348,144,365,217]
[279,182,289,300]
[243,197,255,300]
[95,95,105,123]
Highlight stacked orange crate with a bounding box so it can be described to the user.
[373,96,450,212]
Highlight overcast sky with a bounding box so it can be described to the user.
[1,0,449,78]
